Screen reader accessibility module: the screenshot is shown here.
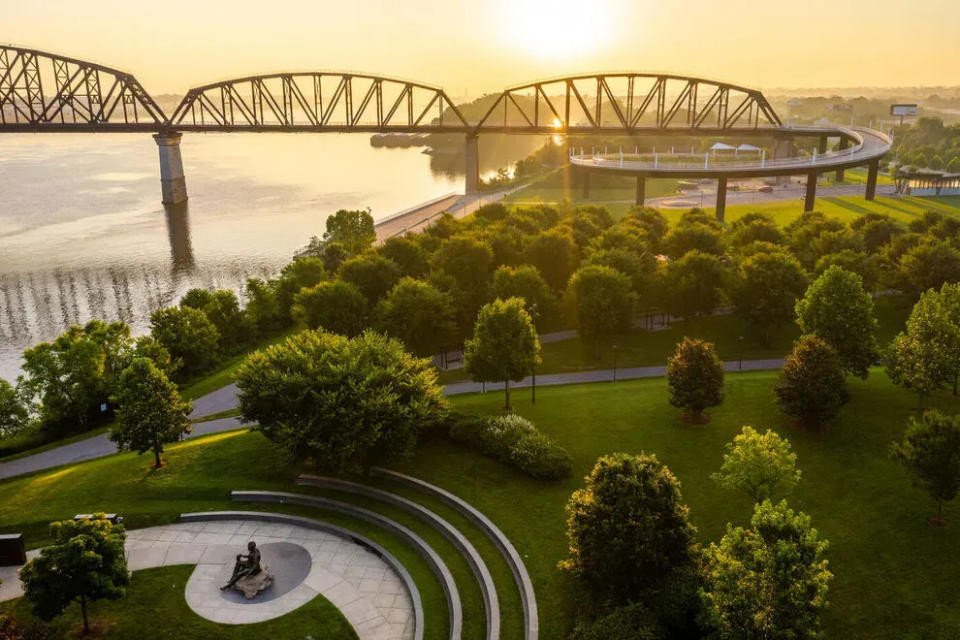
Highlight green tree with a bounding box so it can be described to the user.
[775,335,849,428]
[891,410,960,524]
[898,239,960,300]
[244,277,282,335]
[729,213,786,249]
[275,257,328,324]
[20,516,129,635]
[179,287,213,310]
[375,278,457,356]
[711,426,801,502]
[732,252,807,343]
[109,358,191,468]
[379,236,429,278]
[0,378,29,436]
[795,265,878,379]
[886,286,960,405]
[202,289,253,350]
[432,235,496,328]
[946,157,960,174]
[664,222,724,258]
[700,500,832,640]
[665,250,726,319]
[523,229,579,290]
[667,337,725,422]
[492,265,557,320]
[320,241,350,273]
[20,320,133,431]
[566,265,634,358]
[235,330,445,475]
[930,154,945,171]
[814,250,878,292]
[560,452,697,604]
[463,298,540,410]
[570,603,663,640]
[322,208,376,254]
[913,152,928,168]
[129,335,178,380]
[149,306,220,378]
[338,254,402,305]
[586,247,655,298]
[293,280,368,336]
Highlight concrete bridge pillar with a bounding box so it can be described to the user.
[805,172,818,212]
[153,132,188,204]
[773,138,793,185]
[865,159,879,201]
[836,138,850,182]
[464,134,480,194]
[635,176,646,206]
[715,177,728,222]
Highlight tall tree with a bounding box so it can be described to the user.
[775,335,849,428]
[235,330,445,475]
[202,289,253,350]
[149,306,220,378]
[375,278,458,357]
[667,337,725,423]
[711,426,801,502]
[891,410,960,525]
[463,298,540,410]
[700,500,832,640]
[338,254,402,305]
[322,208,376,255]
[379,236,430,278]
[492,265,557,320]
[110,358,192,468]
[795,265,879,379]
[20,516,129,635]
[566,265,634,358]
[732,251,807,344]
[523,229,579,291]
[665,250,726,319]
[898,239,960,300]
[0,378,29,436]
[293,280,368,336]
[274,257,328,324]
[560,452,697,604]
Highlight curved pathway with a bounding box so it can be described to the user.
[0,359,785,481]
[0,519,416,640]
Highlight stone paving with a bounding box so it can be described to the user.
[0,520,415,640]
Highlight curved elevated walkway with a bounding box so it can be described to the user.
[371,468,539,640]
[231,491,461,640]
[570,126,891,179]
[298,474,500,640]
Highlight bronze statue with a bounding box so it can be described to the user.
[221,541,262,591]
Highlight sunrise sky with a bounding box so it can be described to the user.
[5,0,959,95]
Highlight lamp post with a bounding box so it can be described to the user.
[613,344,618,383]
[738,335,744,372]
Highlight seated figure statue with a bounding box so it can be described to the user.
[221,541,272,597]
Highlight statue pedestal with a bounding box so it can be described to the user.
[232,563,273,599]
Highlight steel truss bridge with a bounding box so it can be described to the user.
[0,43,890,216]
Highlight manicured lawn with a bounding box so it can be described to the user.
[4,369,960,638]
[438,297,911,384]
[1,565,357,639]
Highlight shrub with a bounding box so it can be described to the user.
[775,335,849,428]
[447,413,572,480]
[570,602,664,640]
[667,337,725,422]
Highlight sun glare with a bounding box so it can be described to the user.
[501,0,620,60]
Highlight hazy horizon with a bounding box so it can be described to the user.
[5,0,959,96]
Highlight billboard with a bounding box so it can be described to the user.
[890,104,919,116]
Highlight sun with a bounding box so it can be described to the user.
[500,0,619,60]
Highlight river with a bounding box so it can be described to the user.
[0,132,540,380]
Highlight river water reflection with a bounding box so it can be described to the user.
[0,132,539,380]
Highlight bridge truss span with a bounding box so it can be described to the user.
[475,73,783,135]
[169,72,470,133]
[0,45,167,131]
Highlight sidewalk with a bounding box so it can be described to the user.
[0,358,784,482]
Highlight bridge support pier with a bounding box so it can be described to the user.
[716,177,728,222]
[635,176,645,206]
[465,134,480,194]
[153,133,188,205]
[582,170,591,199]
[835,139,850,182]
[805,172,818,212]
[865,159,879,201]
[818,136,828,155]
[773,139,793,185]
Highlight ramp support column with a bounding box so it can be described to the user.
[836,138,850,182]
[805,172,818,212]
[865,159,879,201]
[635,175,646,206]
[153,132,188,205]
[716,176,728,222]
[465,134,480,194]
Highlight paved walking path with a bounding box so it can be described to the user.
[0,358,785,482]
[0,520,415,639]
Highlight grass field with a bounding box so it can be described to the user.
[3,369,960,638]
[0,565,357,639]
